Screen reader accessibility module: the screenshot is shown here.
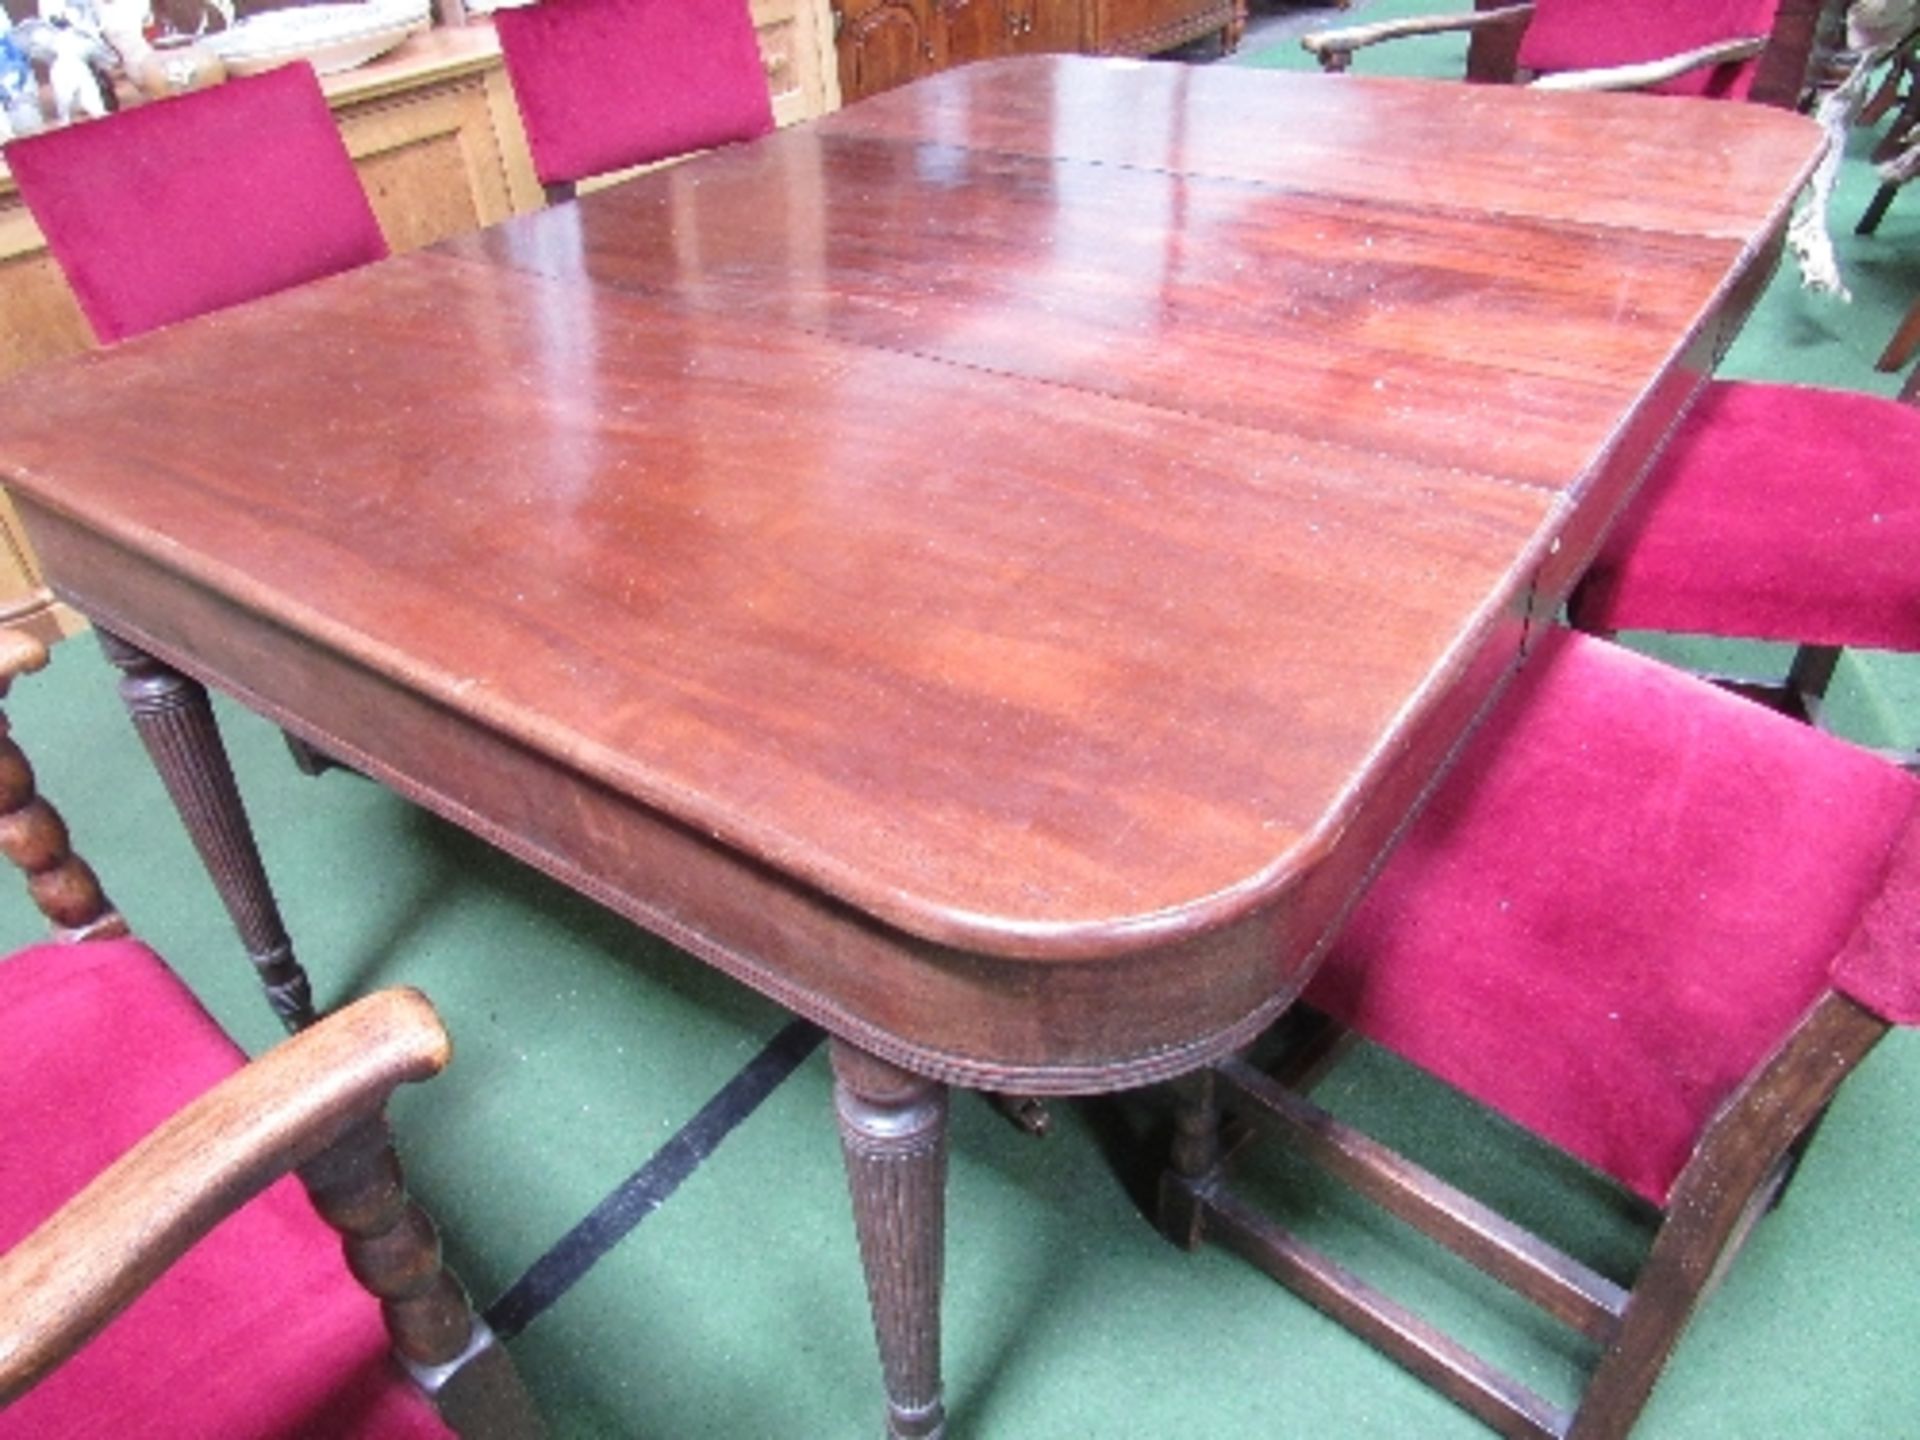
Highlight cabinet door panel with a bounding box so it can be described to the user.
[938,0,1009,65]
[0,243,91,380]
[839,0,932,100]
[339,80,515,253]
[1016,0,1081,52]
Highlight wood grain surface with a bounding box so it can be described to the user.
[0,59,1821,1087]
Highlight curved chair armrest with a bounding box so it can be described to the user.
[0,631,49,695]
[0,988,451,1404]
[1302,3,1533,73]
[1881,121,1920,183]
[1529,34,1769,91]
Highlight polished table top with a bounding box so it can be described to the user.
[0,58,1821,1092]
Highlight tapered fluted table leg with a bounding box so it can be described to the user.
[832,1039,948,1440]
[98,628,316,1031]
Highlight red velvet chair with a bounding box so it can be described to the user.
[1161,628,1920,1440]
[0,633,541,1439]
[7,63,388,779]
[1301,0,1821,108]
[3,62,388,346]
[1305,0,1913,739]
[493,0,775,204]
[1567,377,1920,731]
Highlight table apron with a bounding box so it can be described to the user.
[23,500,1532,1094]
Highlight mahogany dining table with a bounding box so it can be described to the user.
[0,56,1820,1437]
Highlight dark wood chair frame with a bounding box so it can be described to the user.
[1301,0,1830,111]
[1157,993,1890,1440]
[1855,27,1920,373]
[0,632,543,1439]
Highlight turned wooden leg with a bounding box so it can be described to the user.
[301,1116,543,1439]
[832,1039,948,1440]
[97,629,316,1031]
[283,730,338,777]
[984,1090,1051,1137]
[1157,1068,1221,1251]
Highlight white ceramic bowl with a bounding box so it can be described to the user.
[201,0,432,76]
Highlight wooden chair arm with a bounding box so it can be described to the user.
[1302,3,1533,72]
[0,631,49,696]
[1529,35,1769,91]
[0,988,451,1404]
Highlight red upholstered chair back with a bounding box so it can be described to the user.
[4,63,388,346]
[494,0,776,193]
[1519,0,1786,99]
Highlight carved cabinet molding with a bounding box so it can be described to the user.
[832,0,1243,103]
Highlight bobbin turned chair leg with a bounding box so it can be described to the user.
[0,635,542,1436]
[300,1116,544,1438]
[0,633,123,942]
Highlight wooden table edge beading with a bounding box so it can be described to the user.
[0,61,1829,1440]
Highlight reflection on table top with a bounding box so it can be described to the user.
[0,57,1821,1082]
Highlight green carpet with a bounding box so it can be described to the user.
[6,19,1920,1437]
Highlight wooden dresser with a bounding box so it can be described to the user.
[0,0,840,639]
[833,0,1243,102]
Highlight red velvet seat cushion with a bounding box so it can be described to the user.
[1569,381,1920,651]
[1518,0,1779,98]
[0,938,449,1439]
[1307,629,1919,1207]
[1832,814,1920,1024]
[4,63,388,345]
[495,0,775,189]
